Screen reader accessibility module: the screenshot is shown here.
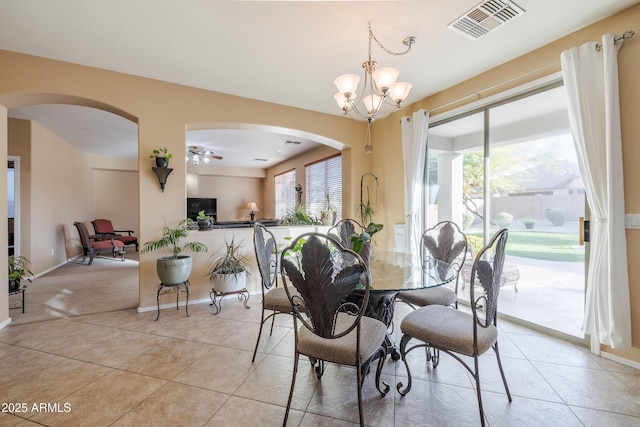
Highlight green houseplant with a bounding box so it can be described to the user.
[523,219,535,230]
[196,210,214,231]
[141,218,208,285]
[8,255,34,292]
[208,238,250,293]
[149,147,173,167]
[349,222,383,266]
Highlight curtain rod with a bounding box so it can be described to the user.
[596,30,634,51]
[427,29,635,115]
[427,62,559,114]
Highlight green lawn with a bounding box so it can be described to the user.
[470,231,584,262]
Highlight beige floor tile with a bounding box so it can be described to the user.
[305,366,394,426]
[29,369,165,427]
[3,359,112,409]
[482,393,584,427]
[534,361,640,417]
[205,395,304,427]
[299,412,360,426]
[219,321,290,353]
[570,406,640,427]
[0,343,67,383]
[73,329,165,368]
[172,345,264,393]
[111,382,229,427]
[235,353,318,411]
[119,337,213,380]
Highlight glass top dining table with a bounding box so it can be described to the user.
[367,251,456,292]
[351,251,456,361]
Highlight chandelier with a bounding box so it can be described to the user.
[186,146,222,165]
[334,23,416,152]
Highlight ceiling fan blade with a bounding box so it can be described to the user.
[205,154,223,160]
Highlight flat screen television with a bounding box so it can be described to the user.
[187,198,217,221]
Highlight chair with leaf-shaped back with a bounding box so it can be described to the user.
[396,228,512,427]
[398,221,468,309]
[281,232,389,427]
[328,218,371,265]
[251,222,302,362]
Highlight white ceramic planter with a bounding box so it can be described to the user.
[212,271,247,293]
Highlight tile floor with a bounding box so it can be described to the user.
[1,300,639,426]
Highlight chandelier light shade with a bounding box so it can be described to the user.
[334,23,415,123]
[334,22,415,153]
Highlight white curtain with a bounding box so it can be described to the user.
[561,34,631,349]
[401,109,429,279]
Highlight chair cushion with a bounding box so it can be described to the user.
[399,287,457,307]
[92,239,125,250]
[297,313,387,365]
[400,305,498,356]
[115,236,137,244]
[264,286,296,312]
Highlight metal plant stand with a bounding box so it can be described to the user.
[9,289,25,313]
[209,288,250,315]
[155,280,189,320]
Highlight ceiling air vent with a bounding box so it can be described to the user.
[283,140,302,145]
[253,158,268,162]
[448,0,525,40]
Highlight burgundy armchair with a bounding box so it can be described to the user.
[74,222,125,265]
[91,218,138,251]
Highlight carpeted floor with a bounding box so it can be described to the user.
[8,252,139,325]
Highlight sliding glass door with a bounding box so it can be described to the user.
[427,83,586,338]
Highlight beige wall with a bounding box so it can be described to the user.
[93,168,139,236]
[372,5,640,360]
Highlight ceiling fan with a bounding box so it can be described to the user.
[186,146,223,164]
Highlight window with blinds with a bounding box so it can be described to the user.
[275,169,296,219]
[306,155,342,221]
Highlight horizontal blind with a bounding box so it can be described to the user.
[275,169,296,219]
[306,155,342,221]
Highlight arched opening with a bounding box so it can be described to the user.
[1,94,140,324]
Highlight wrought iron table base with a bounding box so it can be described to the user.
[155,280,189,321]
[347,291,401,361]
[209,288,250,314]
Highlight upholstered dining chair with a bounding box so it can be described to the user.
[397,220,468,309]
[251,222,303,363]
[281,232,389,427]
[91,218,138,251]
[396,228,512,427]
[74,222,126,265]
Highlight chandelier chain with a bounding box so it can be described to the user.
[368,23,415,57]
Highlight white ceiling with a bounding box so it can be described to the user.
[1,0,638,167]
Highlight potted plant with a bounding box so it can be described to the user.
[523,219,535,230]
[141,218,208,285]
[8,255,34,292]
[349,222,384,266]
[149,147,173,168]
[319,191,337,226]
[196,210,214,231]
[282,203,319,226]
[208,238,250,293]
